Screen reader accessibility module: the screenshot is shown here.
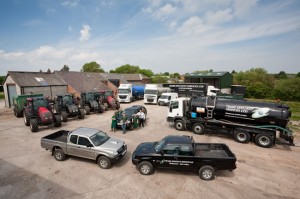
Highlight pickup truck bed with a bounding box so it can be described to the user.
[42,130,69,143]
[194,143,232,158]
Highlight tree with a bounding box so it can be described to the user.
[139,69,154,77]
[163,72,169,76]
[296,72,300,78]
[273,78,300,101]
[233,68,275,98]
[60,65,70,72]
[47,68,51,73]
[81,62,105,73]
[274,71,287,79]
[151,75,168,83]
[173,73,181,78]
[112,64,140,74]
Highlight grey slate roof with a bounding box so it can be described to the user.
[100,73,150,83]
[55,71,111,92]
[7,71,67,87]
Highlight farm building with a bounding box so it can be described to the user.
[184,71,233,93]
[3,71,68,108]
[100,73,151,87]
[54,71,115,97]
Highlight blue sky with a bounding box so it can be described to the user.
[0,0,300,76]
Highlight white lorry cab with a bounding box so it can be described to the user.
[118,84,133,103]
[157,92,178,106]
[144,84,171,104]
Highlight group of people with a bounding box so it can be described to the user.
[111,109,146,134]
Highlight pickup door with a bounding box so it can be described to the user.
[67,134,96,160]
[154,144,194,171]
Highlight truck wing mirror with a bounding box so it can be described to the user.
[87,143,93,148]
[169,107,172,112]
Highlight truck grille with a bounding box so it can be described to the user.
[147,99,154,102]
[119,95,127,99]
[118,145,125,154]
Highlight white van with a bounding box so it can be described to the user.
[157,93,178,106]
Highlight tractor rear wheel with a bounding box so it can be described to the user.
[61,111,68,122]
[84,106,90,115]
[78,109,85,119]
[23,111,30,126]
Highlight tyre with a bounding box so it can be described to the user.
[199,165,215,181]
[99,105,104,113]
[23,111,30,126]
[97,156,111,169]
[175,120,185,131]
[53,149,66,161]
[54,114,62,127]
[138,161,153,175]
[61,111,68,122]
[116,102,120,109]
[14,108,23,118]
[78,108,85,119]
[192,123,205,135]
[84,106,90,115]
[104,103,108,111]
[255,133,273,148]
[233,131,250,143]
[29,118,38,132]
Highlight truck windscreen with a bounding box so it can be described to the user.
[118,89,130,94]
[90,131,110,146]
[144,90,157,95]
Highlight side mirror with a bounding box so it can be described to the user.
[87,143,93,148]
[169,107,173,112]
[159,150,164,156]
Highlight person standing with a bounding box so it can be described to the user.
[111,111,117,132]
[121,113,127,134]
[133,114,139,129]
[138,109,145,127]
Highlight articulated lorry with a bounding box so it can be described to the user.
[144,84,171,104]
[118,84,145,103]
[167,96,294,148]
[163,83,220,97]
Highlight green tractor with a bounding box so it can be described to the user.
[53,94,85,122]
[13,94,43,117]
[80,92,105,115]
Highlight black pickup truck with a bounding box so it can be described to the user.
[132,135,237,180]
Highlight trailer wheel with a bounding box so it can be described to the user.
[233,131,250,143]
[61,111,68,122]
[84,106,90,115]
[255,133,273,148]
[53,149,66,161]
[97,156,111,169]
[199,165,215,181]
[30,118,38,132]
[138,161,153,175]
[175,120,185,131]
[192,123,205,135]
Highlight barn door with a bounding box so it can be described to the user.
[8,85,17,108]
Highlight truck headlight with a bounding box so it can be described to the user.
[113,151,118,155]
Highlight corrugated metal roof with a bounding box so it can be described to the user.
[185,71,230,77]
[55,71,111,92]
[8,71,67,87]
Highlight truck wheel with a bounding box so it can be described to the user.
[84,106,90,115]
[255,133,273,148]
[53,149,66,161]
[192,123,205,135]
[199,165,215,181]
[98,156,111,169]
[233,131,250,143]
[78,109,85,119]
[54,114,62,127]
[138,161,153,175]
[175,120,185,131]
[61,111,68,122]
[23,111,30,126]
[104,103,108,111]
[29,118,38,132]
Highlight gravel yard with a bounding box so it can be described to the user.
[0,99,299,199]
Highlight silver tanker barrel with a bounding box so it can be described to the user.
[190,96,291,128]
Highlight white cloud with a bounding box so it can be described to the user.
[79,25,91,41]
[177,16,209,35]
[205,9,233,25]
[233,0,257,17]
[153,3,177,20]
[62,0,79,7]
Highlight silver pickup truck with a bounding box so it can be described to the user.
[41,127,127,169]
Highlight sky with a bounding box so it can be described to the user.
[0,0,300,76]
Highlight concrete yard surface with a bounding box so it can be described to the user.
[0,100,300,199]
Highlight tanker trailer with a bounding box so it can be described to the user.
[132,85,145,101]
[167,96,294,148]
